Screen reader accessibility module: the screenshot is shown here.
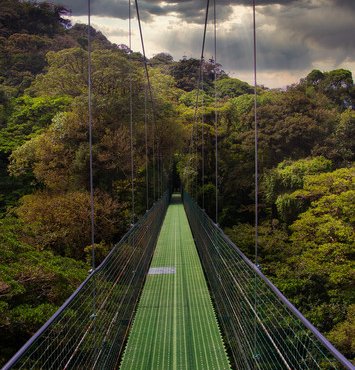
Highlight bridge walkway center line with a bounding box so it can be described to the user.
[119,193,231,369]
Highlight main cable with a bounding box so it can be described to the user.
[190,0,210,203]
[134,0,159,200]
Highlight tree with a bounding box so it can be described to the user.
[263,156,333,222]
[226,220,290,275]
[0,1,75,90]
[66,24,114,51]
[0,216,87,366]
[169,57,201,92]
[305,69,354,109]
[169,57,226,93]
[314,109,355,166]
[215,77,254,99]
[0,1,70,38]
[149,52,174,66]
[15,190,127,259]
[328,304,355,360]
[0,95,71,154]
[305,69,324,86]
[273,167,355,358]
[179,89,213,107]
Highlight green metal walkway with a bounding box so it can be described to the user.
[120,194,230,369]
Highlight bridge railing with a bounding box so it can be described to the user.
[183,192,353,370]
[3,193,170,370]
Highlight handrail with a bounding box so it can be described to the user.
[215,223,354,369]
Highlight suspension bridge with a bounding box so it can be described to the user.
[2,0,354,369]
[3,192,353,369]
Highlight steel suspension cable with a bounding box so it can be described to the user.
[134,0,160,200]
[87,2,102,364]
[160,151,163,197]
[201,57,205,209]
[128,0,135,223]
[252,0,258,276]
[213,0,218,224]
[189,0,210,203]
[134,0,156,119]
[87,0,96,335]
[200,0,209,210]
[252,0,259,361]
[144,86,149,210]
[87,0,95,272]
[157,146,160,197]
[152,132,156,201]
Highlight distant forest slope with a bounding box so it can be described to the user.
[0,0,354,366]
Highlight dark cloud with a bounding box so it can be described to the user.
[332,0,355,10]
[40,0,355,25]
[38,0,354,85]
[41,0,129,19]
[158,0,354,74]
[159,19,312,73]
[258,1,355,65]
[43,0,300,22]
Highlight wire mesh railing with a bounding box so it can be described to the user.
[3,193,170,370]
[183,191,353,370]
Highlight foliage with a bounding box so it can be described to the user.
[0,1,184,364]
[215,77,254,99]
[0,216,87,365]
[169,57,200,92]
[0,0,70,37]
[227,167,355,359]
[226,220,290,274]
[0,95,71,153]
[263,156,333,222]
[0,1,115,93]
[179,89,213,107]
[15,190,128,259]
[149,52,174,66]
[169,57,225,92]
[0,0,72,91]
[304,68,355,109]
[0,0,354,364]
[315,109,355,166]
[328,304,355,360]
[335,110,355,164]
[273,168,354,357]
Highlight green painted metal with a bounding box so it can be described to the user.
[120,194,231,370]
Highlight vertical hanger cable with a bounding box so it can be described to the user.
[87,0,95,272]
[144,86,149,210]
[128,0,135,224]
[214,0,218,224]
[253,0,259,361]
[201,57,205,209]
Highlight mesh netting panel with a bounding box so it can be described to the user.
[183,192,352,370]
[4,194,169,370]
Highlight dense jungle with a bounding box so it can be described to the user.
[0,0,354,365]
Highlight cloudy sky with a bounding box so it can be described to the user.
[48,0,355,88]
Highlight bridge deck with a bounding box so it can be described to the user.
[119,194,230,369]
